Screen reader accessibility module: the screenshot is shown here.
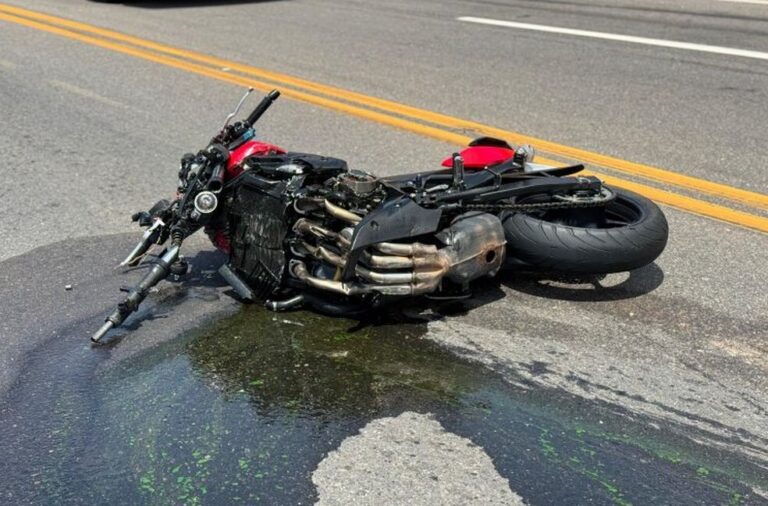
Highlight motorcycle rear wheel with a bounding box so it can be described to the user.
[501,188,668,273]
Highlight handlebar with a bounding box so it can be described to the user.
[92,89,282,343]
[245,89,280,127]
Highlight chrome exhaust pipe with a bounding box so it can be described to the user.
[290,261,438,296]
[323,199,362,224]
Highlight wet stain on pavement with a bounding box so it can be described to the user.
[1,304,766,505]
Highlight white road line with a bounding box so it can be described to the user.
[716,0,768,5]
[458,16,768,61]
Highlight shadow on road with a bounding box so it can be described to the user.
[113,0,285,8]
[502,262,665,302]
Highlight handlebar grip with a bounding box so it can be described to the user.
[207,163,226,193]
[245,89,280,127]
[205,144,229,192]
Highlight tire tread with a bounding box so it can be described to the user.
[502,189,668,273]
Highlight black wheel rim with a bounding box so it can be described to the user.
[517,193,645,229]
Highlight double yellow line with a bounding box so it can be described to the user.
[1,3,767,232]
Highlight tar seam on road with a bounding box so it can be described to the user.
[1,4,767,234]
[48,79,128,109]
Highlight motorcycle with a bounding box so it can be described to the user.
[91,89,668,343]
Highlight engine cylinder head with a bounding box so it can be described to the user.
[338,170,379,195]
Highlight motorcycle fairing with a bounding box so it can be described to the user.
[342,196,443,281]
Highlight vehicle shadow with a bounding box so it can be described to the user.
[118,248,229,289]
[500,262,665,302]
[319,263,665,329]
[117,0,285,8]
[106,249,663,342]
[380,263,665,323]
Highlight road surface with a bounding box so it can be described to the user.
[0,0,766,504]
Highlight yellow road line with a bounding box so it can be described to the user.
[1,8,767,233]
[0,11,471,145]
[590,174,768,233]
[2,3,766,212]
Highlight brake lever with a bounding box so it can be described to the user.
[119,219,166,267]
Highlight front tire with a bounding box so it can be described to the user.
[502,188,668,273]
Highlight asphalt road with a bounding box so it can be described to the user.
[0,0,767,504]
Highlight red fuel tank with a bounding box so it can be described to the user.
[226,140,286,177]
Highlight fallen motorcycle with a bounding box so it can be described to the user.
[91,89,668,342]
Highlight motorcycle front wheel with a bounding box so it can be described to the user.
[501,187,668,274]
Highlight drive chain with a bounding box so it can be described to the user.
[463,193,617,213]
[464,200,608,212]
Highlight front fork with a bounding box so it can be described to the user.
[91,244,181,343]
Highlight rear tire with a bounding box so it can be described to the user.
[502,188,668,273]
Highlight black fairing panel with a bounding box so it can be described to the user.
[342,197,443,280]
[468,136,513,149]
[244,152,348,180]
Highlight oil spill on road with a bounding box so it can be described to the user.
[0,306,765,505]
